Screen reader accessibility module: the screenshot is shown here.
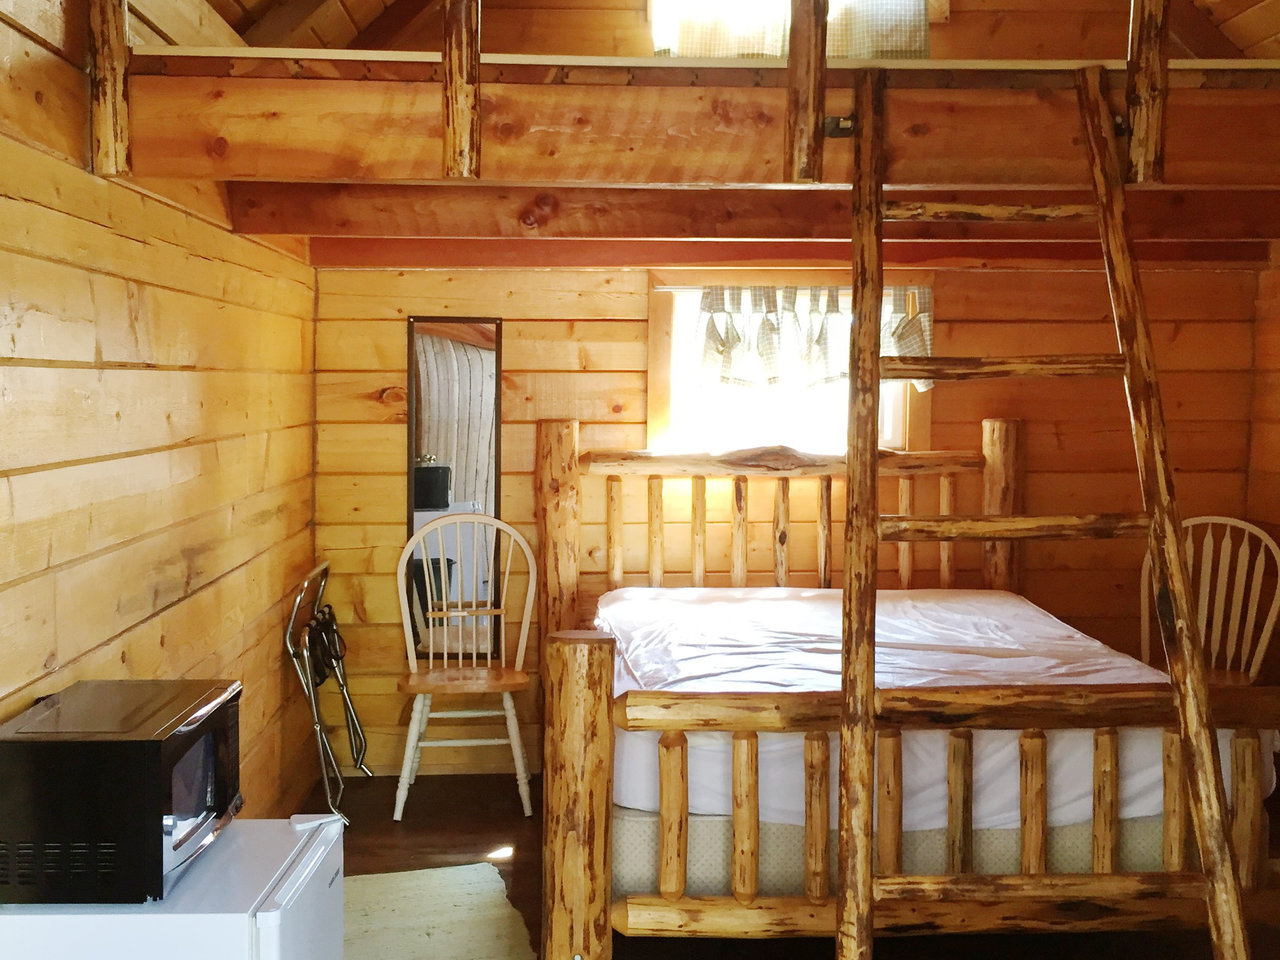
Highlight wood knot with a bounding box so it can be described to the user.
[208,136,229,158]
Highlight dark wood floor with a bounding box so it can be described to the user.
[308,774,1280,960]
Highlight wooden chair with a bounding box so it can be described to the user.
[392,513,536,820]
[1141,516,1280,683]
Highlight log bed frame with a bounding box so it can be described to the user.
[535,416,1280,958]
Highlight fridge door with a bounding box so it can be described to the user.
[254,815,345,960]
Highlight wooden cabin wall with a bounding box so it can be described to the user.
[0,9,318,817]
[313,268,648,775]
[313,259,1254,775]
[382,0,1140,60]
[1249,245,1280,539]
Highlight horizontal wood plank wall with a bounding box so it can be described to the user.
[313,267,648,776]
[0,13,318,818]
[1248,244,1280,680]
[929,264,1256,659]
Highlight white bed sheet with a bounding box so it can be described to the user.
[598,587,1276,832]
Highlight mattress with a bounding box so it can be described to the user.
[597,587,1276,834]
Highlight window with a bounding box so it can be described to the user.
[649,0,931,60]
[648,284,932,456]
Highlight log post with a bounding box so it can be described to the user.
[785,0,828,182]
[982,418,1024,592]
[1093,727,1120,873]
[1230,730,1262,891]
[1020,729,1048,875]
[732,476,748,587]
[939,475,956,588]
[1126,0,1171,183]
[732,731,760,905]
[775,477,791,586]
[536,420,580,634]
[837,67,885,960]
[442,0,481,177]
[89,0,130,177]
[1078,65,1248,960]
[648,476,665,586]
[658,730,689,900]
[692,476,707,587]
[543,631,613,960]
[1163,728,1189,871]
[897,477,914,588]
[946,729,974,874]
[607,475,623,591]
[818,475,833,588]
[804,732,831,903]
[875,729,903,875]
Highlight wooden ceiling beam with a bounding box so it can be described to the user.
[306,237,1271,269]
[352,0,440,50]
[1167,0,1246,57]
[129,0,246,46]
[227,182,1280,242]
[128,73,1280,186]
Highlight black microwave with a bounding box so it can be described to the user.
[0,679,243,904]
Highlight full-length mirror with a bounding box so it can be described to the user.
[406,318,500,639]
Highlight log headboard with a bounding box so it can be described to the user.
[534,418,1025,634]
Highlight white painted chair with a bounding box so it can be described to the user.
[392,513,536,820]
[1140,516,1280,683]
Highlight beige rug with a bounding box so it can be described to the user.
[345,862,536,960]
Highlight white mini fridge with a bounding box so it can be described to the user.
[0,815,344,960]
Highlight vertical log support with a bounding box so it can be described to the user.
[982,418,1025,592]
[897,477,914,588]
[818,475,833,588]
[938,475,956,589]
[607,475,624,591]
[732,731,760,905]
[837,67,885,960]
[1077,65,1248,960]
[732,476,749,587]
[804,732,831,903]
[775,477,791,586]
[785,0,828,182]
[442,0,481,177]
[692,476,707,587]
[658,730,689,900]
[1230,730,1263,892]
[1093,727,1120,873]
[648,476,665,586]
[946,729,974,874]
[543,631,614,960]
[1163,728,1189,871]
[876,729,903,875]
[536,420,581,634]
[1126,0,1171,183]
[89,0,130,177]
[1020,729,1048,875]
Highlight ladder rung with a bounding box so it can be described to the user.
[882,201,1098,223]
[881,355,1127,381]
[879,514,1150,541]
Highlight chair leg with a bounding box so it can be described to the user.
[503,691,533,817]
[393,693,426,821]
[408,693,432,784]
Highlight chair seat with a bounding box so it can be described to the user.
[398,666,530,695]
[1205,668,1253,687]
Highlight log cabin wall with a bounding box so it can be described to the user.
[313,267,648,775]
[314,258,1256,775]
[0,8,317,816]
[1250,244,1280,541]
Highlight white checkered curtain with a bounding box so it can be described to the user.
[651,0,929,59]
[697,284,932,390]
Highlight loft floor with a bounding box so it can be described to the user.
[305,774,1280,959]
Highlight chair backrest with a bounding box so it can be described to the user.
[396,513,537,674]
[1140,516,1280,680]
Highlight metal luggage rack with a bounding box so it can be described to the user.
[285,561,372,823]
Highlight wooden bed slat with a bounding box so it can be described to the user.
[1020,729,1048,875]
[804,731,831,904]
[876,729,903,876]
[819,475,833,589]
[946,729,974,874]
[1163,728,1190,872]
[607,474,623,591]
[732,475,748,588]
[938,475,956,589]
[692,476,707,588]
[658,730,689,901]
[775,477,791,587]
[1092,727,1119,873]
[732,731,760,905]
[897,478,913,589]
[1230,730,1263,892]
[648,475,664,587]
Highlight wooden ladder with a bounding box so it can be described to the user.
[837,66,1250,960]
